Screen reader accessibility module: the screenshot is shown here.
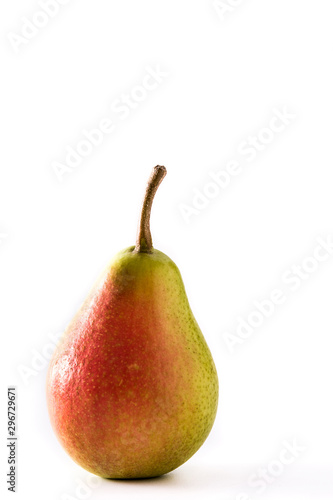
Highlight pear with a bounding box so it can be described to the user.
[46,166,219,479]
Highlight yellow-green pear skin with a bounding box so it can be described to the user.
[46,166,219,479]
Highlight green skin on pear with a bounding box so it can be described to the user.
[47,247,219,478]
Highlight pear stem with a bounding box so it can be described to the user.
[134,165,167,253]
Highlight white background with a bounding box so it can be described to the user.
[1,1,333,499]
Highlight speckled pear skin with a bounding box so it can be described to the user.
[46,246,219,479]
